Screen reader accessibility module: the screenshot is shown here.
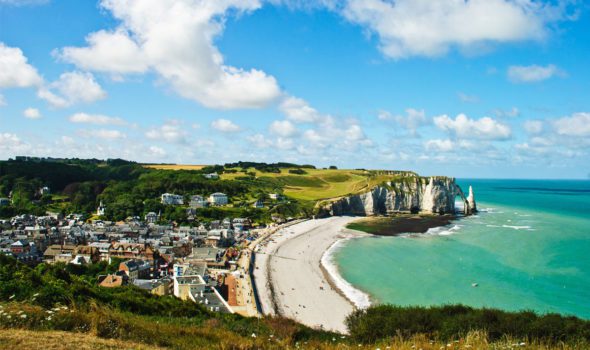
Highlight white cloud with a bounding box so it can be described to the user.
[523,120,544,134]
[458,92,480,103]
[269,120,298,137]
[57,30,148,74]
[279,96,320,123]
[0,42,43,88]
[38,71,106,108]
[276,137,295,150]
[0,0,49,6]
[78,129,126,140]
[434,113,511,140]
[303,129,329,149]
[56,0,280,109]
[341,0,559,59]
[61,136,75,145]
[0,94,6,106]
[211,118,241,133]
[507,64,564,83]
[148,146,167,157]
[247,133,273,148]
[0,133,32,157]
[69,112,126,126]
[424,139,454,152]
[379,108,429,135]
[553,112,590,137]
[494,107,520,118]
[23,107,41,119]
[146,120,188,144]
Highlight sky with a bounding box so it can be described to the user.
[0,0,589,179]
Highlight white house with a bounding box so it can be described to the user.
[161,193,184,205]
[96,201,106,216]
[203,173,219,180]
[145,212,160,224]
[189,195,208,208]
[208,193,228,206]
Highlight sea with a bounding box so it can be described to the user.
[329,179,590,319]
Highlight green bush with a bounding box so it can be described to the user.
[346,304,590,344]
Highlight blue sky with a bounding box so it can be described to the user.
[0,0,589,179]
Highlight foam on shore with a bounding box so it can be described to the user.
[321,237,372,310]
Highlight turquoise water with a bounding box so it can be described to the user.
[334,179,590,318]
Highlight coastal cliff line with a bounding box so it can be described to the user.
[320,176,476,217]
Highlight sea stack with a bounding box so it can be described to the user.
[467,186,477,213]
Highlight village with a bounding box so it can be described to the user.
[0,186,291,318]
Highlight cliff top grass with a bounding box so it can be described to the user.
[220,167,431,201]
[143,164,208,171]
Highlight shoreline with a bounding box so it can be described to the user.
[252,216,362,333]
[319,233,372,309]
[252,214,459,333]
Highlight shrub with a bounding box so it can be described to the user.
[346,304,590,344]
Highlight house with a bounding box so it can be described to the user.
[109,243,155,261]
[132,278,173,296]
[145,212,160,224]
[0,198,10,207]
[96,201,106,216]
[232,218,251,231]
[269,193,281,200]
[43,244,76,262]
[73,245,101,264]
[161,193,184,205]
[203,172,219,180]
[253,199,264,209]
[119,259,151,280]
[189,195,208,208]
[173,263,207,301]
[89,242,111,261]
[208,193,228,206]
[10,240,29,255]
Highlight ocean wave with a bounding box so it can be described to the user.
[425,224,462,236]
[478,207,501,214]
[502,224,533,230]
[321,239,372,309]
[486,224,533,230]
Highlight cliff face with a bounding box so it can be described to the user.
[321,177,475,216]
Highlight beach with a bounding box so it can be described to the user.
[253,216,367,333]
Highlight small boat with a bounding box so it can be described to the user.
[472,283,479,287]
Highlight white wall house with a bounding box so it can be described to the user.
[190,195,208,208]
[208,192,228,206]
[203,173,219,180]
[161,193,184,205]
[96,201,106,216]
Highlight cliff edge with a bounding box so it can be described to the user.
[319,176,476,217]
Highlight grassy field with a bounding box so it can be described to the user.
[143,164,208,171]
[220,168,400,201]
[0,329,162,350]
[1,327,586,350]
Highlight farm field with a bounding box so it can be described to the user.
[221,168,402,201]
[143,164,208,171]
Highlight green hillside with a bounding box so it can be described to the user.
[0,255,588,349]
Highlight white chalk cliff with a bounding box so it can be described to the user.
[320,176,476,216]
